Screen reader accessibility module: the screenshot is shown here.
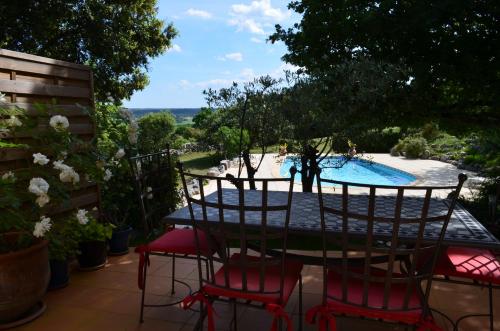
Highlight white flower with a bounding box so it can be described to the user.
[146,186,153,199]
[53,160,65,171]
[114,148,125,159]
[6,115,22,127]
[59,151,68,160]
[49,115,69,131]
[0,92,6,103]
[53,161,79,184]
[33,216,52,238]
[33,153,50,166]
[35,193,50,207]
[29,177,49,196]
[76,209,89,225]
[60,168,80,184]
[103,169,112,181]
[1,171,15,180]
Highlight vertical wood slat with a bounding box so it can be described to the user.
[362,187,376,306]
[382,188,404,309]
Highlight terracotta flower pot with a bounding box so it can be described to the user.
[0,234,50,323]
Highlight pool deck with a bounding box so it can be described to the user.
[204,153,480,196]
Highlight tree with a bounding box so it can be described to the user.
[137,111,176,153]
[270,0,500,128]
[279,59,409,192]
[215,126,249,160]
[0,0,176,102]
[205,77,284,189]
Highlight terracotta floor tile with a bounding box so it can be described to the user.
[152,260,198,280]
[143,303,195,324]
[12,251,499,331]
[104,255,168,275]
[15,306,104,331]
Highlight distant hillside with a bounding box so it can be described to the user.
[129,108,200,125]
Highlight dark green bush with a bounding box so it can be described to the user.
[421,122,440,141]
[137,111,176,153]
[395,135,429,159]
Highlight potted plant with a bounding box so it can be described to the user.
[76,210,113,270]
[104,207,133,256]
[0,174,51,325]
[0,95,102,323]
[46,218,80,290]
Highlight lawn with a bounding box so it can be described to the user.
[179,151,221,175]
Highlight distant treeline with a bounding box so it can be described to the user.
[129,108,200,123]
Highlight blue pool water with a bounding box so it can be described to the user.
[280,156,416,186]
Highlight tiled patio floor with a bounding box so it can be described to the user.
[15,251,499,331]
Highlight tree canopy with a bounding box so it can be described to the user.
[270,0,500,127]
[0,0,176,102]
[137,111,176,153]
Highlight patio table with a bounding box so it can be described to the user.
[164,189,500,250]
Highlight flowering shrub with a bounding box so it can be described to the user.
[0,96,105,259]
[94,103,139,230]
[77,211,113,242]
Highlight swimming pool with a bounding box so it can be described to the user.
[280,156,416,186]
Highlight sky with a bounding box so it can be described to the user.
[123,0,300,109]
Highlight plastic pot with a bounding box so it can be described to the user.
[108,227,132,256]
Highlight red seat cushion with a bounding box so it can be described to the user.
[203,253,303,305]
[147,228,209,255]
[326,268,423,324]
[434,247,500,284]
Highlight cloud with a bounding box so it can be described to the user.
[186,68,257,89]
[225,52,243,61]
[250,37,264,43]
[228,18,265,35]
[179,80,190,89]
[217,52,244,62]
[231,0,290,21]
[168,44,182,53]
[228,0,291,34]
[186,8,212,19]
[178,63,301,91]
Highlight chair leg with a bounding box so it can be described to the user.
[139,252,149,323]
[488,283,493,331]
[299,275,303,331]
[233,299,238,331]
[171,253,176,295]
[205,259,210,281]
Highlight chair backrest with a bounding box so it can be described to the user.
[316,172,467,313]
[129,146,175,235]
[178,162,297,304]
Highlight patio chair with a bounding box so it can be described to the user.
[431,246,499,331]
[130,146,209,323]
[417,182,500,330]
[178,163,303,331]
[307,173,467,331]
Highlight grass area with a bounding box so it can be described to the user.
[179,151,221,175]
[178,148,282,176]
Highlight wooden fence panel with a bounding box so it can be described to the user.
[0,49,99,214]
